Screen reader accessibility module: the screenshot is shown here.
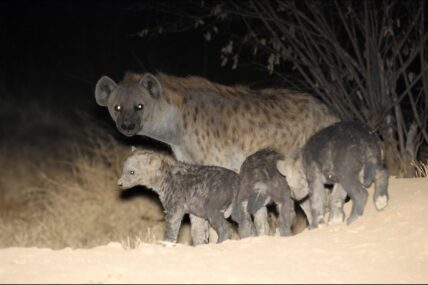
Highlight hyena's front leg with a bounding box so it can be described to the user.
[164,211,184,243]
[189,214,210,245]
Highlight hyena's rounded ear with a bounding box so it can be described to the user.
[276,159,290,177]
[95,76,117,106]
[131,146,137,153]
[139,73,162,99]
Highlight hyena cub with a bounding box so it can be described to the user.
[277,121,389,229]
[232,149,296,238]
[117,149,238,245]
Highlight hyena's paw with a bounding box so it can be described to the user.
[156,240,178,248]
[346,212,361,225]
[309,218,325,230]
[328,211,344,225]
[375,195,388,211]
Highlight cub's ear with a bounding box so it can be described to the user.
[139,73,162,99]
[276,159,291,178]
[95,76,117,106]
[131,146,137,153]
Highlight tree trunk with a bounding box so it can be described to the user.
[381,114,401,176]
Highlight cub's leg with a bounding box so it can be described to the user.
[208,210,231,243]
[340,174,368,225]
[165,211,185,243]
[307,167,326,229]
[189,214,210,245]
[276,195,296,236]
[374,167,389,210]
[253,207,270,236]
[236,201,256,238]
[328,183,348,225]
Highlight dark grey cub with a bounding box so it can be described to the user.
[278,121,389,229]
[232,149,296,238]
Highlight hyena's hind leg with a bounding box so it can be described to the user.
[276,195,296,236]
[307,167,327,229]
[253,207,270,236]
[327,183,348,225]
[298,198,313,226]
[247,182,271,236]
[233,201,256,239]
[208,210,231,243]
[373,167,389,210]
[339,174,369,225]
[189,214,210,245]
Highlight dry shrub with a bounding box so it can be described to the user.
[413,160,428,179]
[0,126,192,249]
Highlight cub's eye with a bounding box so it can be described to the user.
[114,105,122,112]
[136,104,144,110]
[129,170,135,175]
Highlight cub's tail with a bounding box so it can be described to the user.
[247,182,270,215]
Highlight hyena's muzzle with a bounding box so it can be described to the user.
[116,109,142,137]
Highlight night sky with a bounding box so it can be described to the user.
[0,0,271,119]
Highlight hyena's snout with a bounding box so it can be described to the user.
[121,119,136,131]
[117,178,124,188]
[117,114,140,136]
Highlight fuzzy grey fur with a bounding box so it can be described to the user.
[277,121,389,229]
[118,149,239,245]
[232,149,296,238]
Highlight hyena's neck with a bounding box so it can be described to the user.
[139,99,197,164]
[153,165,176,205]
[138,100,183,146]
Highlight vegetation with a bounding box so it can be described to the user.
[0,96,177,249]
[137,0,428,177]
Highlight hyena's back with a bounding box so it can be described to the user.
[165,74,339,171]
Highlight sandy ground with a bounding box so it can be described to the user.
[0,177,427,284]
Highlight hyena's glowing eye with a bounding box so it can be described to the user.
[136,104,144,110]
[129,170,135,175]
[114,105,122,112]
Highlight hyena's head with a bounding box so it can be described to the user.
[276,155,309,201]
[117,149,164,190]
[95,73,162,137]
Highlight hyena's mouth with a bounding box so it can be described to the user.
[119,128,140,137]
[117,122,140,137]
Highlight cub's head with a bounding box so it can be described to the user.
[95,73,162,137]
[276,155,309,201]
[117,149,165,190]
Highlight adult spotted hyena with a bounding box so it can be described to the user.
[95,71,339,243]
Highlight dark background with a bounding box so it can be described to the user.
[0,0,272,124]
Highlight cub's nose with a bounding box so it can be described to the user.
[117,180,123,187]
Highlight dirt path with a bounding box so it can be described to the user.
[0,177,427,284]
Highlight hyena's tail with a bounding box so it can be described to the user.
[247,182,270,215]
[230,199,242,223]
[362,162,376,187]
[223,203,233,219]
[373,167,389,211]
